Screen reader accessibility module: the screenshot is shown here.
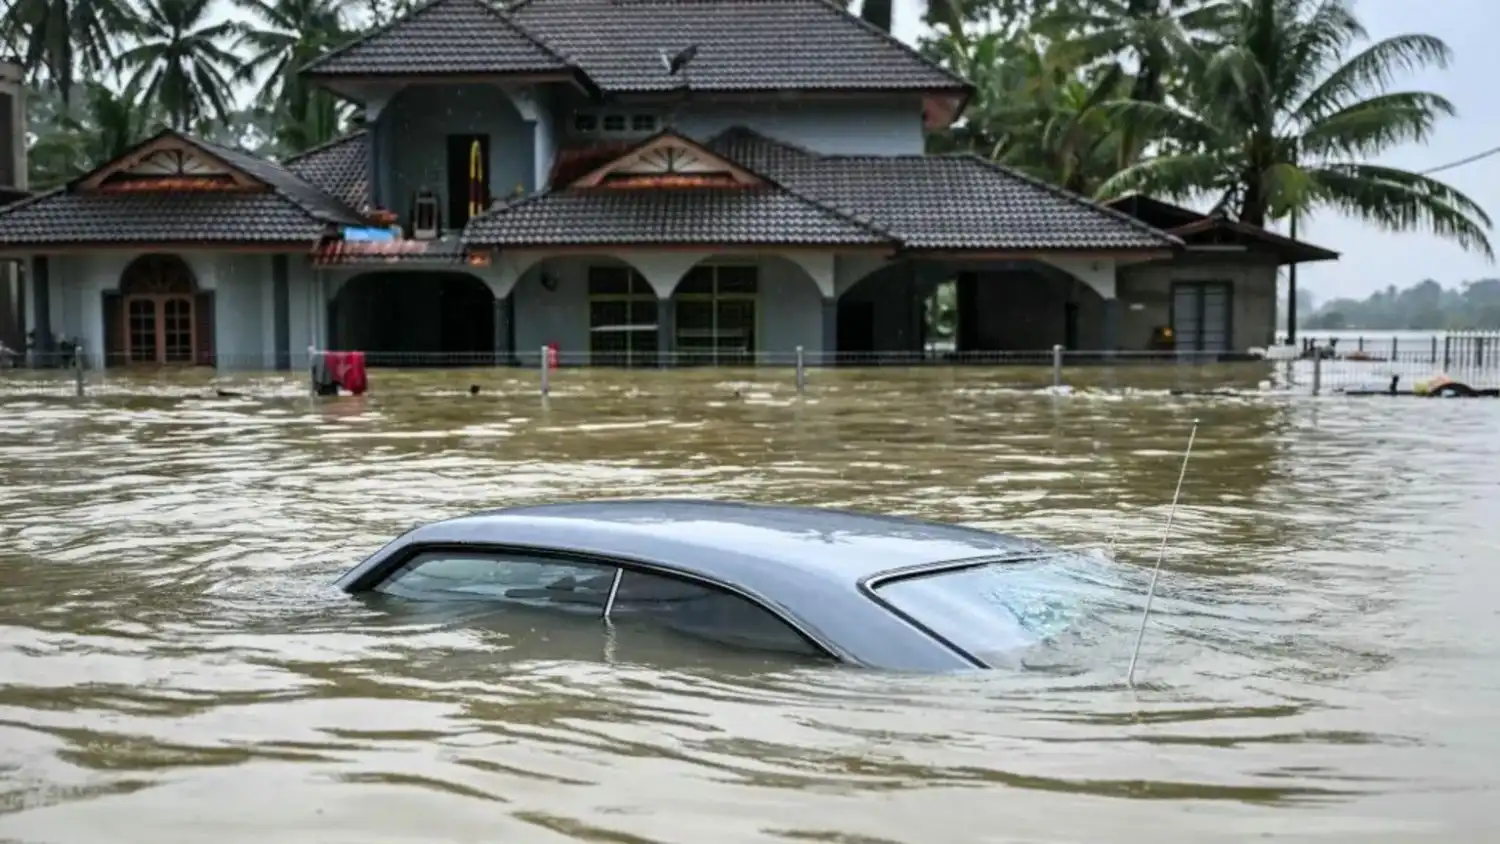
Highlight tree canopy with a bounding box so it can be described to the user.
[1302,279,1500,331]
[5,0,1495,263]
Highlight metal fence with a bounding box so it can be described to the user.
[1288,331,1497,370]
[3,339,1498,399]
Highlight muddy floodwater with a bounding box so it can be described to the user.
[1,366,1497,843]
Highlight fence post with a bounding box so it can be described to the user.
[1444,336,1452,371]
[795,345,806,393]
[1430,336,1438,365]
[1051,344,1063,388]
[73,344,84,397]
[307,345,317,397]
[1478,337,1486,370]
[1311,353,1322,396]
[539,345,550,397]
[1391,337,1398,361]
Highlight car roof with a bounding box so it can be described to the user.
[434,499,1041,579]
[340,500,1053,670]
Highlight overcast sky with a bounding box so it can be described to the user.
[888,0,1500,301]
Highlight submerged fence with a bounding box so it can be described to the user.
[4,339,1499,400]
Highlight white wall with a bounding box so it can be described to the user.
[35,249,287,371]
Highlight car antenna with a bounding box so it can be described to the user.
[1126,417,1199,688]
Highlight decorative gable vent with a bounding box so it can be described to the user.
[573,134,762,190]
[81,137,263,194]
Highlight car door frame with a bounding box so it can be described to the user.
[344,541,857,664]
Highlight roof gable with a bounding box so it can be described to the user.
[571,131,764,188]
[302,0,581,80]
[78,134,265,194]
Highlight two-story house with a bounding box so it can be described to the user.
[0,0,1337,369]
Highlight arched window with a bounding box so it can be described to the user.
[110,254,206,366]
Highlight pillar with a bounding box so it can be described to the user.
[30,255,50,363]
[821,297,837,361]
[492,295,513,364]
[657,298,675,367]
[1101,297,1121,352]
[272,254,291,371]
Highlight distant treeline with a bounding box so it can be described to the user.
[1299,279,1500,331]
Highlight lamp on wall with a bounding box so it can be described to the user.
[540,272,559,292]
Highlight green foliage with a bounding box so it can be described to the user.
[4,0,1494,269]
[1304,279,1500,331]
[7,0,371,176]
[924,0,1493,259]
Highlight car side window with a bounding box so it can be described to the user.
[610,570,823,657]
[377,550,618,612]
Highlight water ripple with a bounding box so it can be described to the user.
[1,367,1498,841]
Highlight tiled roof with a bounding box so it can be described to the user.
[710,127,1178,251]
[464,187,892,246]
[505,0,966,92]
[0,130,365,246]
[0,190,336,245]
[302,0,581,78]
[186,135,366,226]
[285,131,371,211]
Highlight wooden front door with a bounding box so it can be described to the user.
[105,253,214,367]
[125,295,196,364]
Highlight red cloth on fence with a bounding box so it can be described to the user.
[326,351,368,396]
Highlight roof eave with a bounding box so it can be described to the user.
[897,246,1179,262]
[0,239,321,255]
[461,239,896,253]
[304,69,588,102]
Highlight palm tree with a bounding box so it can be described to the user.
[114,0,240,130]
[27,80,165,187]
[929,28,1132,194]
[234,0,354,155]
[1,0,137,102]
[1095,0,1492,258]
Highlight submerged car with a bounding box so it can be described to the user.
[336,500,1103,671]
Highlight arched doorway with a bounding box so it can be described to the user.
[329,272,496,366]
[104,254,212,367]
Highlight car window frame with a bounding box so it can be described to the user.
[360,541,849,663]
[857,553,1052,670]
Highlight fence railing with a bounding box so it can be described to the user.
[2,343,1496,399]
[1286,332,1497,369]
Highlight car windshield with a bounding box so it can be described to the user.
[872,554,1120,668]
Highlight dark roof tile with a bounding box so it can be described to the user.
[508,0,965,92]
[0,190,331,246]
[186,135,365,226]
[464,186,891,246]
[710,127,1178,250]
[285,131,371,211]
[303,0,578,77]
[0,129,366,246]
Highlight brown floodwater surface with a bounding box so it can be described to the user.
[1,367,1497,843]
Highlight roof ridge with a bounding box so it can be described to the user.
[178,133,361,226]
[0,186,65,219]
[300,0,449,74]
[488,0,586,70]
[659,127,895,241]
[282,129,368,166]
[708,125,818,159]
[300,0,584,78]
[705,126,898,239]
[462,190,552,239]
[771,183,898,243]
[957,153,1182,246]
[807,0,969,90]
